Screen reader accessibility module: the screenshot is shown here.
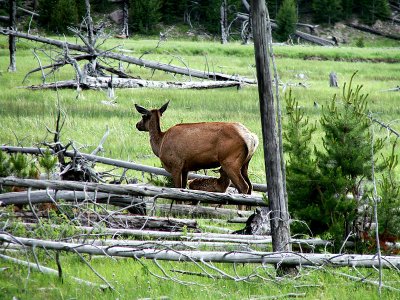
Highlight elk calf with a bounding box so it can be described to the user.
[188,168,230,193]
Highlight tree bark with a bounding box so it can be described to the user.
[121,0,129,37]
[251,0,292,262]
[0,177,266,207]
[1,234,399,268]
[329,72,338,87]
[8,0,17,72]
[220,0,228,44]
[24,77,242,90]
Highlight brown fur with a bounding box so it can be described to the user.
[188,168,230,193]
[135,102,259,199]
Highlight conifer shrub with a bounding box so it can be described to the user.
[285,73,388,247]
[275,0,297,42]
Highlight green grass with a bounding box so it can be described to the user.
[1,253,399,300]
[1,36,400,298]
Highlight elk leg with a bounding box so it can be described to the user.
[221,162,249,210]
[171,169,184,205]
[241,162,252,194]
[241,162,253,210]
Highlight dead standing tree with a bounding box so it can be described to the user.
[250,0,294,274]
[8,0,16,72]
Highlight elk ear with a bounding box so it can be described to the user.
[135,104,150,115]
[159,101,170,115]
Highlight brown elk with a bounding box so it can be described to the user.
[188,168,231,193]
[134,101,259,197]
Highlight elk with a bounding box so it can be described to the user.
[134,101,259,197]
[188,168,230,193]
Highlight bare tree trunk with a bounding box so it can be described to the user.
[329,72,338,87]
[84,0,94,45]
[122,0,129,37]
[8,0,17,72]
[251,0,293,274]
[220,0,228,44]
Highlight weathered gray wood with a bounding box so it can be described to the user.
[15,211,197,231]
[0,146,268,192]
[1,234,399,268]
[220,0,228,44]
[0,177,266,207]
[251,0,291,257]
[154,203,252,218]
[0,16,10,22]
[0,28,256,84]
[121,0,129,37]
[346,23,400,41]
[0,190,140,206]
[8,0,17,72]
[0,189,252,219]
[329,72,338,87]
[24,77,242,90]
[17,6,39,17]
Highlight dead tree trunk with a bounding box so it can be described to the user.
[329,72,338,87]
[251,0,293,274]
[0,29,256,84]
[220,0,228,44]
[8,0,17,72]
[84,0,94,45]
[121,0,129,37]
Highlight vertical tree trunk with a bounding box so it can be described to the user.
[250,0,293,272]
[220,0,228,44]
[122,0,129,37]
[329,72,338,87]
[8,0,17,72]
[84,0,94,45]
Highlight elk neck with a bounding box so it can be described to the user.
[148,112,165,157]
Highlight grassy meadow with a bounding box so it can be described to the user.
[1,34,400,299]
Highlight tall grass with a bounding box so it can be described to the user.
[1,254,399,300]
[1,37,399,182]
[1,36,400,299]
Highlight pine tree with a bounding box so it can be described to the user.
[50,0,79,33]
[378,140,400,240]
[275,0,297,42]
[315,73,383,241]
[341,0,354,20]
[266,0,283,19]
[312,0,342,25]
[283,90,322,234]
[129,0,162,34]
[358,0,391,25]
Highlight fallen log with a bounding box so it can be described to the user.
[294,30,335,46]
[0,16,9,22]
[0,190,147,213]
[0,177,266,207]
[21,223,335,247]
[346,23,400,41]
[11,211,198,231]
[24,77,242,90]
[0,28,256,84]
[0,146,268,193]
[0,189,251,219]
[154,203,252,219]
[1,234,397,268]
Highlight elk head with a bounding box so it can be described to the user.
[134,101,169,132]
